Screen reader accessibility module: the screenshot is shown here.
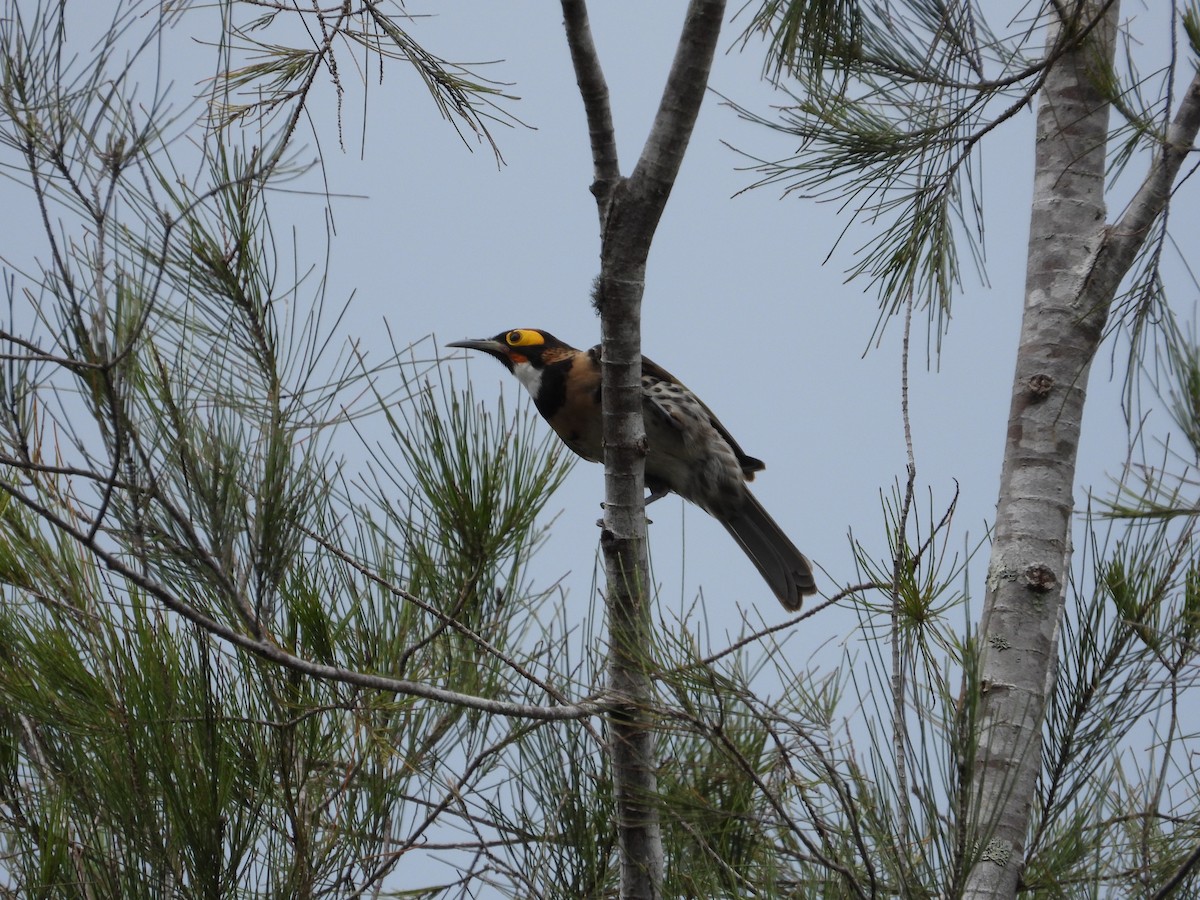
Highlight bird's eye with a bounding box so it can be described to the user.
[507,331,522,345]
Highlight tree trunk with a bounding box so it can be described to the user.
[561,2,726,896]
[964,4,1117,896]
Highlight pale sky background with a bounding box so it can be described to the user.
[321,5,1193,889]
[2,0,1194,892]
[353,1,1021,621]
[314,0,1176,640]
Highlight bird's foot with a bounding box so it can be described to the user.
[645,487,670,507]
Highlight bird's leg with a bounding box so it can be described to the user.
[644,485,670,507]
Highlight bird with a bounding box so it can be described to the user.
[447,328,817,610]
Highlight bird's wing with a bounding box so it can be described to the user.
[641,355,766,479]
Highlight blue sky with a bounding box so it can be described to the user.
[12,1,1184,643]
[332,2,1036,631]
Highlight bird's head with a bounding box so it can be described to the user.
[447,330,579,402]
[446,328,571,371]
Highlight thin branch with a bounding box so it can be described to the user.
[1149,837,1200,900]
[1100,68,1200,286]
[892,287,916,851]
[308,525,606,745]
[0,481,605,722]
[627,0,726,233]
[560,0,620,196]
[681,585,883,670]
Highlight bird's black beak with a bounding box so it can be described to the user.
[446,337,513,368]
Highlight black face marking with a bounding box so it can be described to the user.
[533,357,568,419]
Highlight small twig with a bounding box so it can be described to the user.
[306,524,605,747]
[680,584,887,671]
[892,288,917,849]
[0,480,605,721]
[560,0,620,201]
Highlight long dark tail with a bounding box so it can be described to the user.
[721,492,816,611]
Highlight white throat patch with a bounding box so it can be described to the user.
[511,360,543,399]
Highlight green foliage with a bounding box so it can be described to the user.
[656,649,784,897]
[1159,322,1200,464]
[0,3,574,893]
[0,341,576,897]
[740,0,863,85]
[484,631,618,899]
[206,0,522,164]
[1185,2,1200,61]
[732,0,1180,350]
[386,368,570,614]
[2,1,1199,897]
[730,0,1023,338]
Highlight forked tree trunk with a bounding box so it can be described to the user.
[966,4,1200,890]
[965,2,1116,896]
[967,0,1200,886]
[561,2,726,896]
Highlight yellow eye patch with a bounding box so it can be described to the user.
[505,329,545,348]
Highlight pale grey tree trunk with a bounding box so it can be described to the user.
[561,2,726,896]
[965,4,1116,896]
[966,2,1200,896]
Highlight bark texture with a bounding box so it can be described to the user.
[561,2,726,896]
[964,2,1200,895]
[965,6,1117,896]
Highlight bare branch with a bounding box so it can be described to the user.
[561,3,729,896]
[560,0,620,199]
[1096,68,1200,297]
[626,0,726,243]
[0,482,604,722]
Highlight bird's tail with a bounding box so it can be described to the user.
[721,492,816,611]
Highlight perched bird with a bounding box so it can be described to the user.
[447,328,817,610]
